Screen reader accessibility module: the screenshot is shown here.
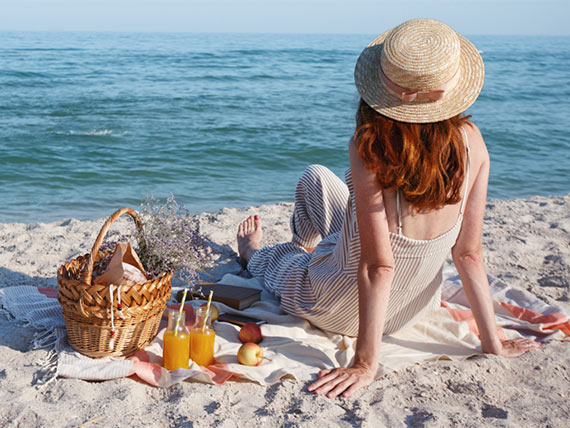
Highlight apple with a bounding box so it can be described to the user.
[239,322,263,344]
[237,343,264,366]
[200,303,219,322]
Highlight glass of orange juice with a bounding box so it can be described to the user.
[163,309,190,370]
[190,306,216,366]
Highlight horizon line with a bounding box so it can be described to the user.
[1,29,569,37]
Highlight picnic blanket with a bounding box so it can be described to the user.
[1,263,568,388]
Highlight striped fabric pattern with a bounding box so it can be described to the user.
[248,145,470,337]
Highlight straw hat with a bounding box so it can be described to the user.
[354,18,484,123]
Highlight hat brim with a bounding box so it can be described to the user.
[354,30,484,123]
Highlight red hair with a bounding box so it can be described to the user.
[354,99,471,213]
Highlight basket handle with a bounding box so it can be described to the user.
[81,207,143,286]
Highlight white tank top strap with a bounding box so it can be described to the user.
[459,127,471,216]
[396,188,403,235]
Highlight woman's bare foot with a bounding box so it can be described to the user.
[237,215,263,267]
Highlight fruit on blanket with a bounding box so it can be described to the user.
[200,303,219,322]
[239,322,263,344]
[237,343,264,366]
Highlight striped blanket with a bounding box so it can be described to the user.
[1,265,568,388]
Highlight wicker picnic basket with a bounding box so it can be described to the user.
[57,207,172,358]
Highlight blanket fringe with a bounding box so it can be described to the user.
[1,300,59,387]
[0,305,14,320]
[32,328,57,350]
[33,349,58,388]
[29,328,59,388]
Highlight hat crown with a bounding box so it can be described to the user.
[380,19,461,91]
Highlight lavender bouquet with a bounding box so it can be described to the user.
[135,195,214,287]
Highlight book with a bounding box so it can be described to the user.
[217,313,266,326]
[177,282,261,310]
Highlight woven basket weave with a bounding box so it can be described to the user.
[57,207,172,358]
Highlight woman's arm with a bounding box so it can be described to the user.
[308,139,395,398]
[452,125,539,356]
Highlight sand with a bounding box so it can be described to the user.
[1,194,569,428]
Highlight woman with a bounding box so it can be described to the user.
[237,19,539,398]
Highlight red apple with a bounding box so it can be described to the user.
[200,303,219,322]
[237,343,263,366]
[239,322,263,344]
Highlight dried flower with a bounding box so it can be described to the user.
[135,195,214,286]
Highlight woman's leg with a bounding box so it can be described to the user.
[236,164,348,265]
[290,164,350,250]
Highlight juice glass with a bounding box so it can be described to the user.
[190,306,216,366]
[163,309,190,370]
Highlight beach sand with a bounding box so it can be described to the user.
[1,194,569,427]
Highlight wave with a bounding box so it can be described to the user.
[10,48,85,52]
[0,70,54,79]
[55,129,128,136]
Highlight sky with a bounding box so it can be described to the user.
[0,0,569,35]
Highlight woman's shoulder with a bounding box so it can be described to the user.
[463,122,489,166]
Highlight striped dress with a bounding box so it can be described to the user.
[248,143,470,337]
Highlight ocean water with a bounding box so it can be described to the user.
[0,32,569,223]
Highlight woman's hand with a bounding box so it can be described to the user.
[494,337,541,358]
[307,363,376,399]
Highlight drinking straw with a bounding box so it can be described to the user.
[202,290,213,332]
[174,288,188,337]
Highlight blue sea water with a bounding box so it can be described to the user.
[0,32,569,223]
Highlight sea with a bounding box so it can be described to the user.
[1,32,569,223]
